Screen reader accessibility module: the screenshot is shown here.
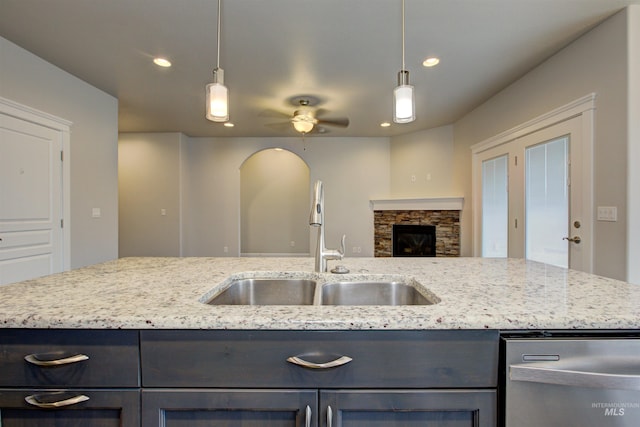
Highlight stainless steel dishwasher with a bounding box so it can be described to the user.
[504,336,640,426]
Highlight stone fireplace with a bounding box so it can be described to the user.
[370,198,462,257]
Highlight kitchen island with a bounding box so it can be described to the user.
[1,257,638,427]
[0,256,638,330]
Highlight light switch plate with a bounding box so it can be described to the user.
[597,206,617,221]
[92,207,101,218]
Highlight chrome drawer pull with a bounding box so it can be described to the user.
[327,405,333,427]
[25,393,90,409]
[305,405,311,427]
[287,355,353,369]
[24,353,89,367]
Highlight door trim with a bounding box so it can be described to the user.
[471,94,595,272]
[1,96,72,272]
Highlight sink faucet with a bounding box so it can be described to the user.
[309,180,345,272]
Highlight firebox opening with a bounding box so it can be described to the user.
[393,224,436,257]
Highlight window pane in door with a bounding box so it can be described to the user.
[482,155,508,257]
[525,137,568,267]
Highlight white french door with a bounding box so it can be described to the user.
[474,115,591,271]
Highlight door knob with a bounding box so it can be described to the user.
[563,236,581,244]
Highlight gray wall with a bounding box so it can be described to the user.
[390,125,455,197]
[0,36,119,269]
[182,136,390,257]
[118,132,183,257]
[119,134,391,258]
[453,9,631,280]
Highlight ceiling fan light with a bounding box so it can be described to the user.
[206,68,229,122]
[293,120,314,134]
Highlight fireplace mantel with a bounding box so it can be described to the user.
[369,197,464,211]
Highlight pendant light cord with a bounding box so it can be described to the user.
[401,0,405,70]
[216,0,221,68]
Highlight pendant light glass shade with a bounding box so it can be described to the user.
[393,70,415,123]
[206,68,229,122]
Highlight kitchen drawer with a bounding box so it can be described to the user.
[141,329,498,388]
[0,388,139,426]
[0,329,139,387]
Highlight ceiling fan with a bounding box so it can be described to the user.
[262,96,349,135]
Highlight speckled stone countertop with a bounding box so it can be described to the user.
[0,257,638,330]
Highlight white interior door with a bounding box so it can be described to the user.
[0,113,64,285]
[476,116,589,270]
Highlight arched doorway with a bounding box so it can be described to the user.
[240,148,310,256]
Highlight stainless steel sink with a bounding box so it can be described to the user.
[203,275,439,306]
[205,278,316,305]
[321,281,436,306]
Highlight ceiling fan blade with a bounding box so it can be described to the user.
[314,108,349,128]
[317,117,349,128]
[259,109,292,120]
[314,108,331,118]
[265,122,294,131]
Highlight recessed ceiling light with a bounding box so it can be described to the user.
[422,57,440,67]
[223,122,234,127]
[380,122,391,127]
[153,57,172,67]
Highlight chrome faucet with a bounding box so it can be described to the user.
[309,180,345,272]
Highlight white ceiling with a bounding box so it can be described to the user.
[1,0,638,137]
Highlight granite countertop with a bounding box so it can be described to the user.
[0,257,638,330]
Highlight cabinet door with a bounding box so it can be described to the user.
[0,389,139,427]
[142,389,317,427]
[321,390,496,427]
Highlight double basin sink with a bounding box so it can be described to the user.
[202,274,440,306]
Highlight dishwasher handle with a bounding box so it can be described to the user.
[510,358,640,391]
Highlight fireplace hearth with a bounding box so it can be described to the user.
[393,224,436,257]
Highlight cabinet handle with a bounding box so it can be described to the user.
[287,355,352,369]
[25,393,90,409]
[305,405,311,427]
[327,405,333,427]
[24,352,89,367]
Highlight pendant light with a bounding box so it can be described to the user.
[205,0,229,122]
[393,0,415,123]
